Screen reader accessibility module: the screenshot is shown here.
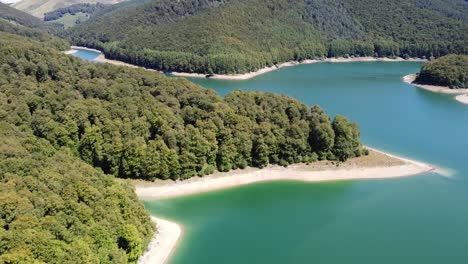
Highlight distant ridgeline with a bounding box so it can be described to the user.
[44,3,109,22]
[68,0,468,74]
[415,55,468,88]
[0,2,68,48]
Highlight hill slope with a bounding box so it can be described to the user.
[69,0,468,74]
[13,0,125,18]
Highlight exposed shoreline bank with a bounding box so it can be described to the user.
[134,149,434,200]
[172,57,426,80]
[403,74,468,95]
[455,94,468,104]
[134,148,435,264]
[66,46,426,80]
[138,217,182,264]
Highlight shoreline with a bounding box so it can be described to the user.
[455,94,468,104]
[66,46,425,80]
[135,148,434,200]
[134,148,436,264]
[138,217,182,264]
[403,74,468,95]
[172,57,426,80]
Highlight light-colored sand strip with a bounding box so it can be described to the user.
[65,47,425,80]
[135,151,433,200]
[455,94,468,105]
[403,74,468,95]
[172,57,426,80]
[138,217,182,264]
[135,148,435,264]
[63,49,78,55]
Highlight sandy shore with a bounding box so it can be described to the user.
[455,94,468,105]
[172,57,426,80]
[403,74,468,95]
[66,46,425,80]
[134,148,435,264]
[135,149,434,200]
[138,217,182,264]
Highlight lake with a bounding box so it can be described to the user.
[72,50,468,263]
[70,48,101,61]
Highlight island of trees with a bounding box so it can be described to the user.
[68,0,468,74]
[0,4,367,262]
[415,55,468,88]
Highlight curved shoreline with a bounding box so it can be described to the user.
[455,94,468,104]
[135,148,436,264]
[403,74,468,95]
[66,46,425,80]
[138,217,182,264]
[135,149,434,200]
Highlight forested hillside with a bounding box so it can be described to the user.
[69,0,468,74]
[12,0,125,18]
[0,3,68,49]
[415,55,468,88]
[0,33,154,263]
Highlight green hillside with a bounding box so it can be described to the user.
[0,2,69,49]
[1,21,365,261]
[0,32,154,264]
[12,0,126,18]
[69,0,468,74]
[415,54,468,88]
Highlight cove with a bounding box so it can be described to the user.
[71,50,468,263]
[147,62,468,264]
[69,48,100,61]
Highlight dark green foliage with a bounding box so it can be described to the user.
[332,115,362,161]
[69,0,468,74]
[415,55,468,88]
[0,2,44,28]
[0,122,154,263]
[0,3,69,50]
[0,32,363,182]
[44,3,109,22]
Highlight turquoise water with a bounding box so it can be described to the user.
[70,49,100,61]
[72,51,468,263]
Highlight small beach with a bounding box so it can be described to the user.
[403,74,468,95]
[138,217,182,264]
[134,149,433,200]
[134,148,434,264]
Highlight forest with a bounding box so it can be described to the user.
[415,55,468,88]
[0,17,155,261]
[44,3,109,22]
[68,0,468,74]
[0,13,365,260]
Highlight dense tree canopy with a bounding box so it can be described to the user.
[415,55,468,88]
[0,31,364,181]
[0,123,154,263]
[44,3,109,22]
[68,0,468,74]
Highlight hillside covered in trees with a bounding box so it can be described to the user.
[11,0,125,18]
[415,55,468,88]
[0,32,155,263]
[68,0,468,74]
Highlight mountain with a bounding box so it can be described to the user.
[69,0,468,74]
[0,2,68,48]
[12,0,126,18]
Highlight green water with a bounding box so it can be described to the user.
[144,62,468,264]
[70,51,468,262]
